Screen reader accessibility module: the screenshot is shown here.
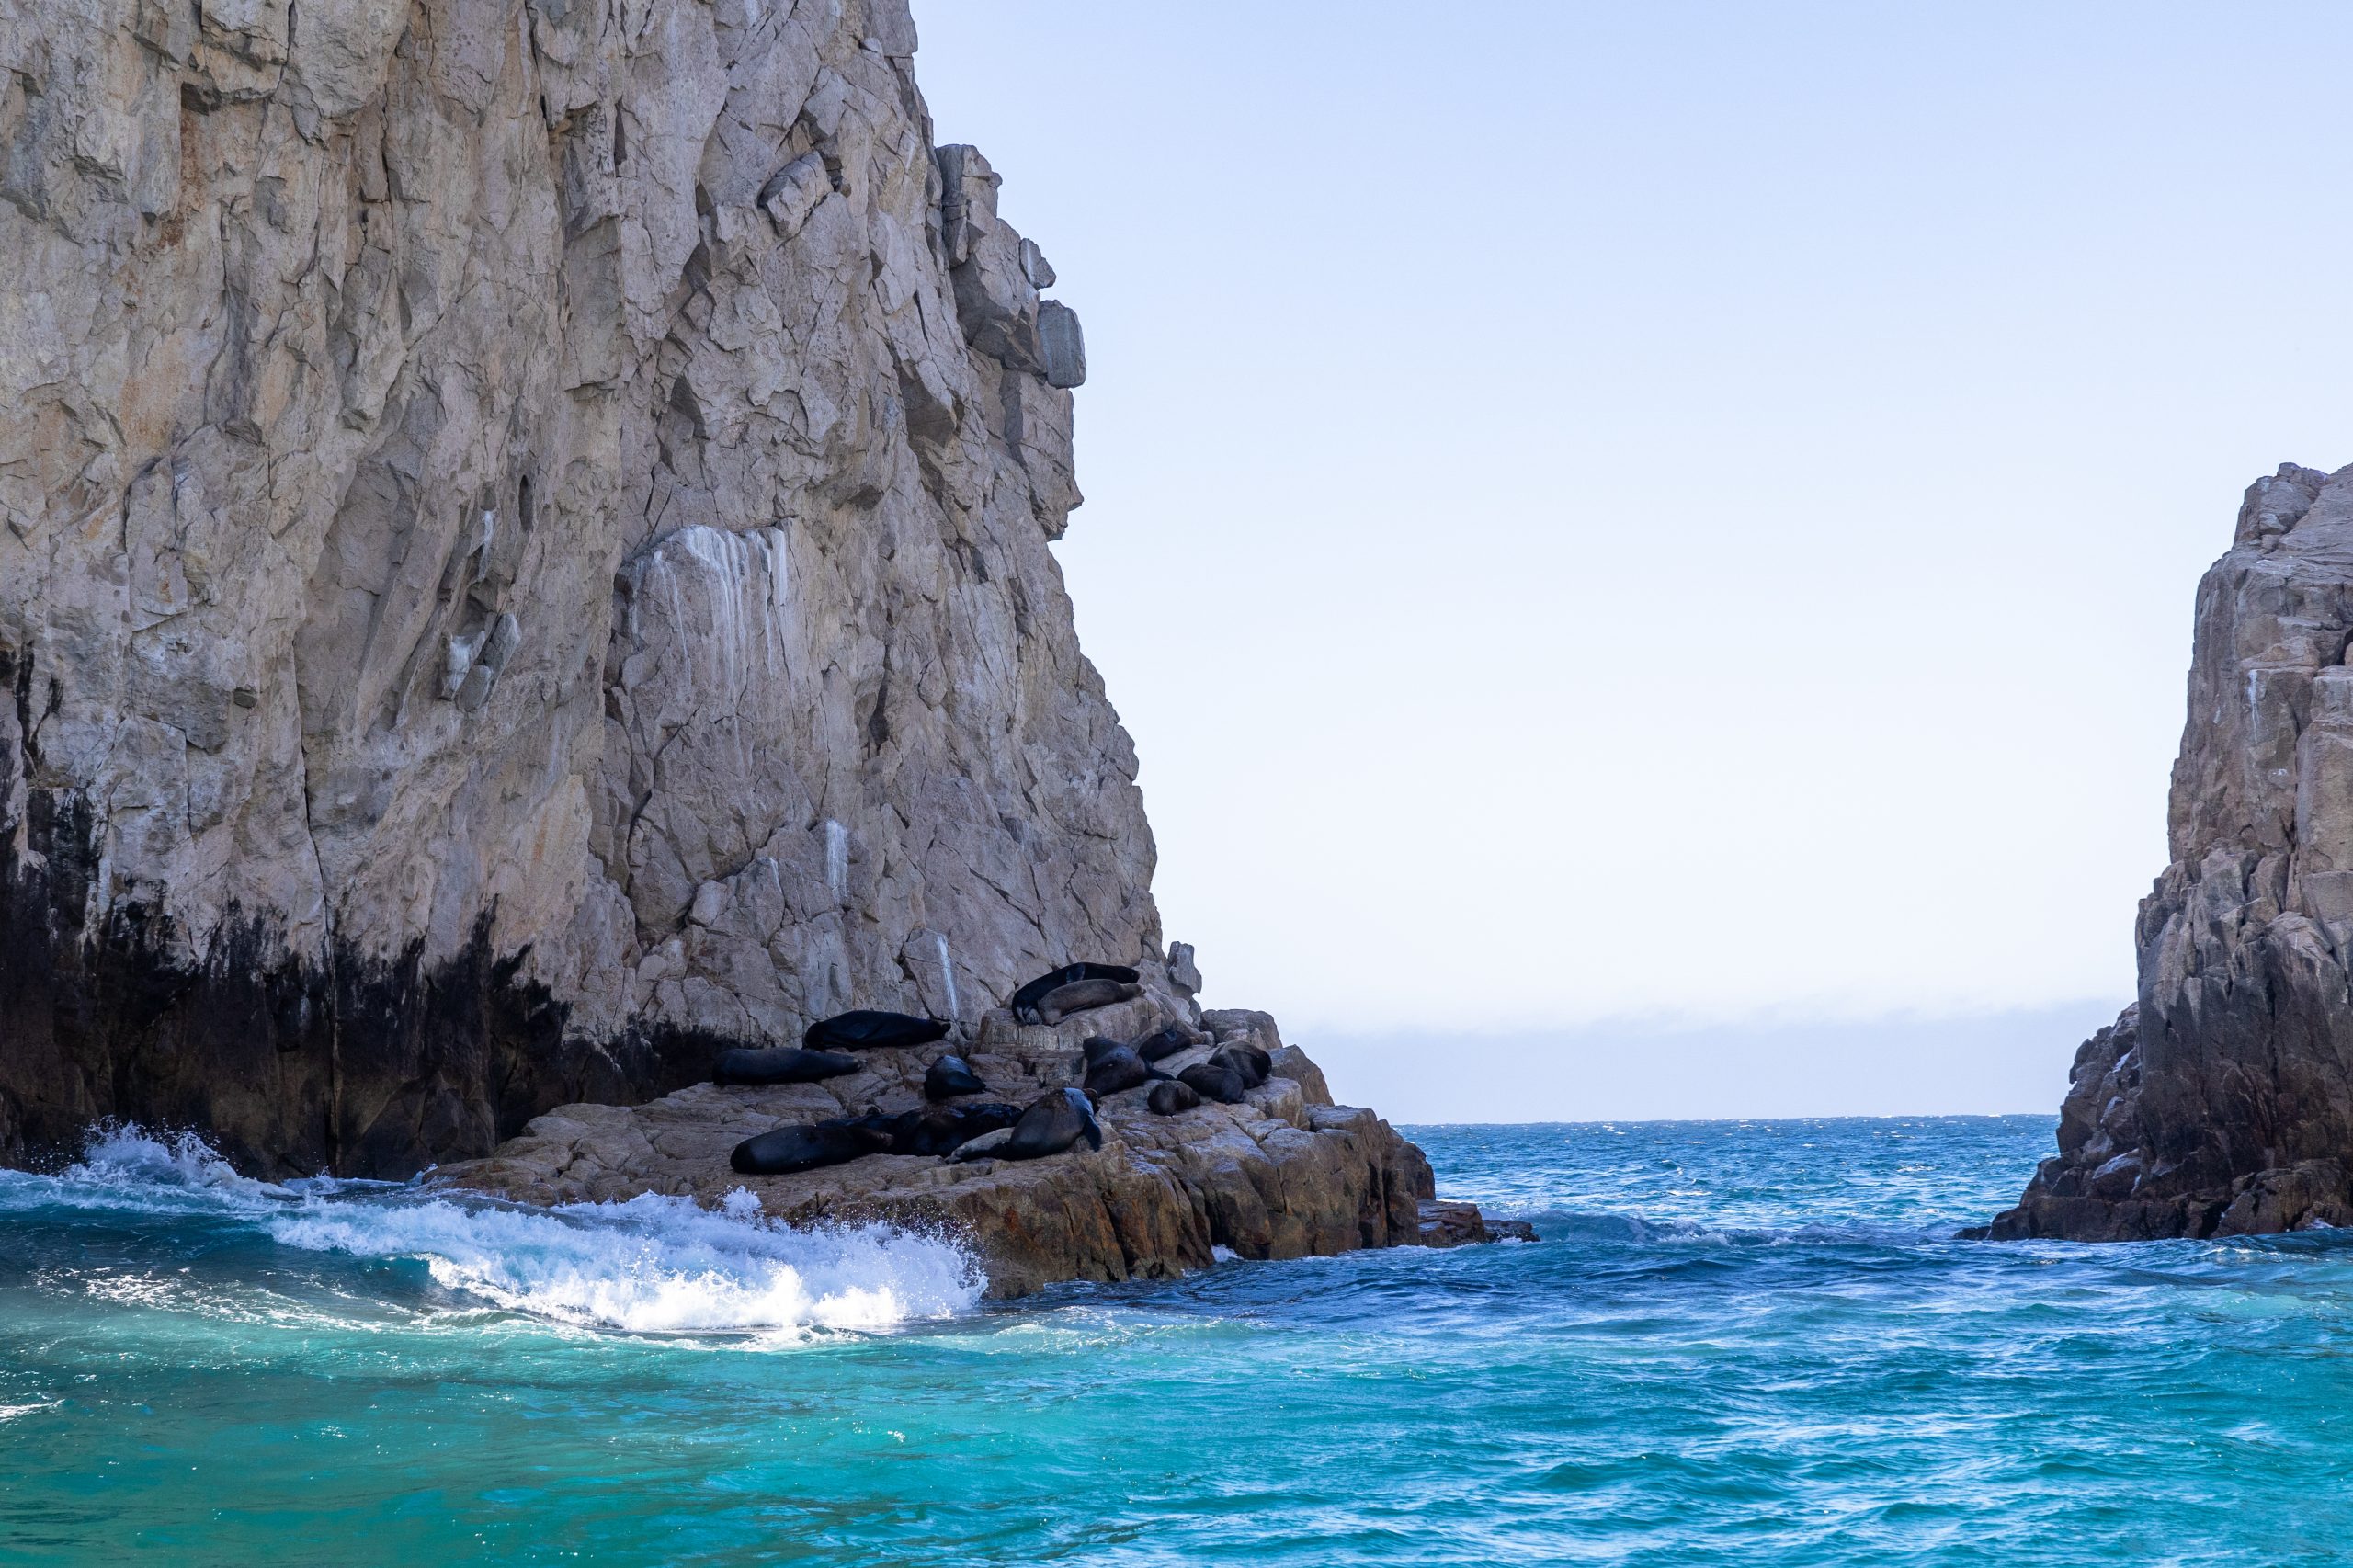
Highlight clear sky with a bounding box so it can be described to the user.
[914,2,2353,1117]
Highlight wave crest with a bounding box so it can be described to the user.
[6,1125,982,1338]
[65,1122,296,1200]
[271,1190,980,1335]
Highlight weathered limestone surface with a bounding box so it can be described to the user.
[0,0,1155,1177]
[1987,463,2353,1240]
[438,1003,1456,1299]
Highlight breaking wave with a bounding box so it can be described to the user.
[0,1125,981,1338]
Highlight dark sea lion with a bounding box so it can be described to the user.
[1178,1061,1249,1105]
[1131,1024,1197,1062]
[803,1009,950,1051]
[1009,963,1141,1023]
[1146,1080,1200,1117]
[1079,1036,1130,1067]
[1211,1043,1272,1089]
[730,1118,896,1176]
[1082,1044,1151,1099]
[1035,978,1141,1025]
[998,1087,1104,1161]
[892,1102,1025,1156]
[713,1047,860,1086]
[924,1054,989,1100]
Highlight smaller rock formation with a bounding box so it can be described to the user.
[1418,1201,1540,1246]
[437,991,1503,1298]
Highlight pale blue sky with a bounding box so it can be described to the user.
[915,2,2353,1115]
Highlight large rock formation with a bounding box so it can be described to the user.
[1987,462,2353,1240]
[0,0,1153,1178]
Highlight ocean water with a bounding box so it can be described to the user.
[5,1118,2353,1565]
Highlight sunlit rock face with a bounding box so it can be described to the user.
[0,0,1157,1176]
[1987,463,2353,1240]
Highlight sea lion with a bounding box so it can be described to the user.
[1178,1061,1249,1105]
[1078,1036,1130,1067]
[948,1127,1017,1163]
[1146,1080,1201,1117]
[1082,1044,1152,1098]
[730,1118,896,1176]
[803,1009,950,1051]
[1035,978,1141,1025]
[1211,1043,1272,1089]
[924,1054,989,1100]
[892,1101,1025,1156]
[998,1087,1104,1161]
[1009,963,1141,1024]
[1131,1024,1198,1062]
[713,1047,860,1086]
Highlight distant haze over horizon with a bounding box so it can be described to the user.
[1302,1004,2114,1124]
[918,2,2353,1116]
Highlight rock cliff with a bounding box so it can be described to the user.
[0,0,1152,1177]
[1987,462,2353,1240]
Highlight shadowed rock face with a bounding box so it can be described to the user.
[0,0,1155,1176]
[1987,463,2353,1240]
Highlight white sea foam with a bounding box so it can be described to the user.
[6,1126,982,1339]
[269,1189,981,1336]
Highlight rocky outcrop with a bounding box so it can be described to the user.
[0,0,1178,1176]
[1987,463,2353,1240]
[437,1000,1456,1299]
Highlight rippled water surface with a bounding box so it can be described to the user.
[7,1117,2353,1564]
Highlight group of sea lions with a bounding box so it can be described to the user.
[1070,1032,1271,1107]
[722,960,1269,1177]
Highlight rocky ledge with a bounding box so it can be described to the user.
[436,992,1518,1298]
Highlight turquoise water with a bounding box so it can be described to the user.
[6,1117,2353,1564]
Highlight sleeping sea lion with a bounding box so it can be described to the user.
[1082,1044,1152,1098]
[730,1117,896,1176]
[803,1009,950,1051]
[1211,1043,1272,1089]
[1131,1024,1198,1062]
[1146,1080,1201,1117]
[1035,978,1141,1025]
[1009,963,1141,1024]
[949,1127,1017,1163]
[713,1047,860,1086]
[1178,1061,1249,1105]
[892,1101,1025,1156]
[998,1087,1104,1161]
[1078,1036,1130,1067]
[924,1054,989,1100]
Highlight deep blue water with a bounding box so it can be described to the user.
[6,1116,2353,1564]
